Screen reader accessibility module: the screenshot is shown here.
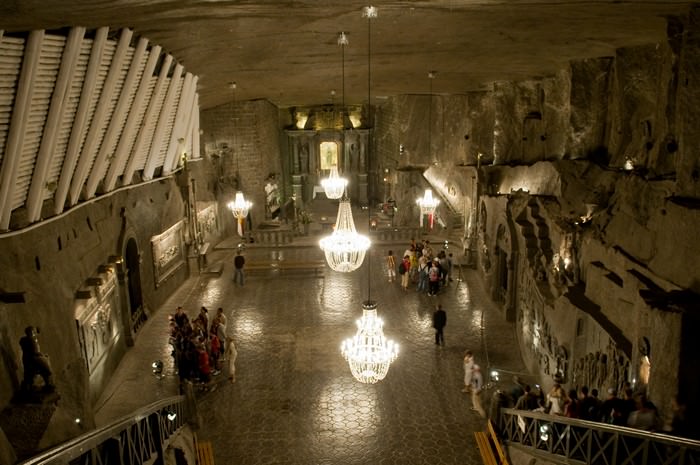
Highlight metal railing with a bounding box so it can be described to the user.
[20,396,189,465]
[499,408,700,465]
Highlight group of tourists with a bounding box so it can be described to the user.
[168,306,237,390]
[386,238,454,296]
[509,380,691,437]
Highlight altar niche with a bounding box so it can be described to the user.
[320,141,339,171]
[286,129,369,205]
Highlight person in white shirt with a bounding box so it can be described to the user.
[462,350,474,393]
[471,365,486,417]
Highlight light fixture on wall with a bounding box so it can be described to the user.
[321,32,350,200]
[340,5,398,385]
[226,82,252,235]
[417,188,439,228]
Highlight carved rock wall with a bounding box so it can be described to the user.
[0,172,203,450]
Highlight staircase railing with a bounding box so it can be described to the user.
[499,408,700,465]
[19,395,189,465]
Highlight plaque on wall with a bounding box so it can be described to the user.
[75,265,120,375]
[197,203,219,239]
[151,221,185,287]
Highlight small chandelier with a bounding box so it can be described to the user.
[417,189,439,228]
[321,165,347,199]
[341,300,398,384]
[319,199,370,272]
[228,191,252,219]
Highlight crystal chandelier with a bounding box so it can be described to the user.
[341,300,398,384]
[320,32,350,200]
[228,191,252,219]
[340,6,397,385]
[319,199,370,272]
[226,81,252,235]
[321,164,347,199]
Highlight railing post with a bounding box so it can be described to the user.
[148,412,162,465]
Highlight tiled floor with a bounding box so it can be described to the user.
[95,236,529,465]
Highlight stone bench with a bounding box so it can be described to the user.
[245,260,326,277]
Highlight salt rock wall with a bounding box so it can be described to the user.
[0,172,199,452]
[200,99,282,225]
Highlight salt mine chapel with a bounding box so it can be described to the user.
[0,1,699,465]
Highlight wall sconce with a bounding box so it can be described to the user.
[152,360,164,378]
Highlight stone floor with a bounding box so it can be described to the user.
[94,233,529,465]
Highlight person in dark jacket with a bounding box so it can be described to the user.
[233,250,246,286]
[432,304,447,346]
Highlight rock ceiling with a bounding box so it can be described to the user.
[0,1,693,109]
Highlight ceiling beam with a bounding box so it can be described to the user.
[142,63,183,181]
[103,45,161,192]
[122,54,173,185]
[191,93,200,161]
[69,28,133,206]
[26,26,86,223]
[85,35,148,199]
[54,26,109,216]
[0,30,44,230]
[162,73,196,175]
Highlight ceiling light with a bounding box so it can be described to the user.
[228,191,252,220]
[319,199,370,272]
[321,165,348,199]
[341,300,398,384]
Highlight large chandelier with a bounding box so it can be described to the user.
[341,300,398,384]
[321,165,347,199]
[319,199,370,272]
[228,191,252,219]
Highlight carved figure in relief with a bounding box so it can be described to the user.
[299,141,309,173]
[19,326,55,392]
[597,352,608,389]
[264,174,281,220]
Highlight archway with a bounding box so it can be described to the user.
[124,238,146,334]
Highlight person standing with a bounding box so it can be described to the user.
[471,365,486,417]
[416,255,430,293]
[400,255,411,290]
[428,259,441,296]
[225,332,238,384]
[462,350,474,393]
[432,304,447,346]
[233,250,246,286]
[385,250,396,282]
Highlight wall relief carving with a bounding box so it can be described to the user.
[571,340,630,393]
[75,264,120,376]
[197,203,218,236]
[151,221,185,287]
[518,271,569,382]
